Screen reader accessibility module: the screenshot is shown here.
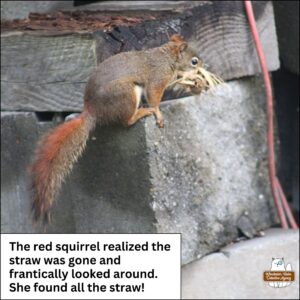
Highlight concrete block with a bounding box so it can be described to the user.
[182,229,299,299]
[145,76,276,263]
[1,77,277,264]
[1,112,75,233]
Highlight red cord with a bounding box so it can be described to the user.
[276,178,299,229]
[244,1,298,229]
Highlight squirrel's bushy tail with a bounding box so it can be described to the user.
[30,110,96,224]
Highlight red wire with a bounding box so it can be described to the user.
[276,178,299,229]
[244,1,298,229]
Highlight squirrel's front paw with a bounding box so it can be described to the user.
[156,119,164,128]
[147,108,156,115]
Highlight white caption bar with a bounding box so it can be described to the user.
[1,234,181,299]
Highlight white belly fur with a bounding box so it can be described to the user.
[134,85,144,109]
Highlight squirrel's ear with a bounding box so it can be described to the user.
[179,42,188,52]
[170,34,185,43]
[168,41,188,57]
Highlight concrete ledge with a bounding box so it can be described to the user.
[182,229,299,299]
[1,77,276,264]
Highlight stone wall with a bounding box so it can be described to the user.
[1,77,277,264]
[1,1,280,265]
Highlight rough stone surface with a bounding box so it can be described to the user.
[1,77,277,264]
[182,229,299,299]
[1,112,75,233]
[145,77,276,263]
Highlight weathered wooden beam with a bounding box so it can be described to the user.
[1,1,279,112]
[1,33,96,111]
[0,1,204,21]
[73,1,207,12]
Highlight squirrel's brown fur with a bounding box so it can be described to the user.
[30,110,95,224]
[30,34,203,225]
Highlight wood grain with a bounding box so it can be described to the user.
[1,33,96,111]
[1,1,279,112]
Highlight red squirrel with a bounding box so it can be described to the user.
[30,34,203,224]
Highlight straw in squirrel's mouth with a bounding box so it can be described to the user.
[196,67,224,89]
[169,67,224,93]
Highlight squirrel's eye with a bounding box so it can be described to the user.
[191,57,199,67]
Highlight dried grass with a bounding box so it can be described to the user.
[169,67,224,93]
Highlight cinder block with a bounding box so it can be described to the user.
[182,229,299,299]
[144,77,276,263]
[1,112,75,233]
[1,77,276,264]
